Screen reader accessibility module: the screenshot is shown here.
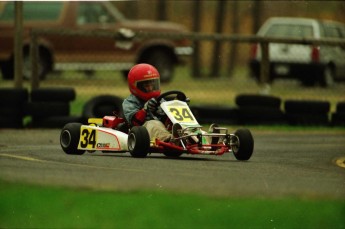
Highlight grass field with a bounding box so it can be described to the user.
[1,179,344,229]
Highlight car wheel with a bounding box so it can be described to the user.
[320,66,335,87]
[128,126,150,158]
[145,50,174,83]
[23,49,50,80]
[0,60,14,80]
[231,129,254,161]
[60,123,85,155]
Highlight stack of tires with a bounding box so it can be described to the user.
[284,100,330,126]
[235,94,286,125]
[82,95,124,119]
[0,88,29,128]
[331,101,345,126]
[190,105,239,125]
[27,87,82,128]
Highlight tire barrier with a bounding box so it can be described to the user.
[235,94,286,125]
[331,101,345,126]
[190,105,239,125]
[82,95,124,119]
[284,100,330,126]
[0,88,29,128]
[26,87,83,128]
[1,89,344,128]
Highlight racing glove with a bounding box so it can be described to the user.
[143,98,158,113]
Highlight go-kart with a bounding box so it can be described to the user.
[60,90,254,160]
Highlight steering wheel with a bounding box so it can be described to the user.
[156,90,187,103]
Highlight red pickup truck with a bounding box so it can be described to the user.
[0,1,192,82]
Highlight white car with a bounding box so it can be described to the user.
[249,17,345,87]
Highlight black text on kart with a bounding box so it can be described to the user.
[60,90,254,160]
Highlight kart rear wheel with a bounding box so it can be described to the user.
[128,126,150,158]
[60,123,85,155]
[163,151,183,158]
[232,129,254,161]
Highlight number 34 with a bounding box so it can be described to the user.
[169,107,194,122]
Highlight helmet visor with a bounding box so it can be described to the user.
[136,78,160,93]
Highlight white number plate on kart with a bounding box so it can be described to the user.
[78,126,125,151]
[161,100,200,126]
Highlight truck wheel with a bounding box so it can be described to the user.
[231,129,254,161]
[0,61,13,79]
[128,126,150,158]
[60,123,85,155]
[145,50,174,83]
[23,49,50,80]
[319,66,334,88]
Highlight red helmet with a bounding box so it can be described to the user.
[128,64,161,101]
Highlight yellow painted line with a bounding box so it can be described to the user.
[0,153,45,162]
[0,152,202,178]
[334,157,345,169]
[0,152,144,172]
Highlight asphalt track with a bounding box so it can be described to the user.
[0,128,344,199]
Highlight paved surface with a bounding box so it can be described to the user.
[0,129,344,199]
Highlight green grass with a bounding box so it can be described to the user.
[0,179,344,229]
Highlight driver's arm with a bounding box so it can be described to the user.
[122,99,147,126]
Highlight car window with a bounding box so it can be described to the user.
[77,2,116,25]
[323,25,342,38]
[265,24,314,38]
[0,2,63,21]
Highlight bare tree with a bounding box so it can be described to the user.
[210,0,227,77]
[157,0,167,21]
[227,1,239,76]
[191,1,202,78]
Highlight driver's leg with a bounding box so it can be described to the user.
[143,120,172,142]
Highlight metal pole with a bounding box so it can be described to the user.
[14,1,23,88]
[260,41,270,94]
[30,31,39,89]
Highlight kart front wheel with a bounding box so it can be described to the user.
[128,126,150,158]
[231,129,254,161]
[60,123,85,155]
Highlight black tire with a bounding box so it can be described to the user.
[235,94,281,109]
[286,113,329,126]
[128,126,150,158]
[22,48,50,80]
[336,102,345,113]
[0,88,29,105]
[0,60,14,80]
[82,95,123,119]
[60,123,85,155]
[284,100,330,114]
[0,116,23,128]
[144,49,175,83]
[331,112,345,127]
[30,116,84,128]
[0,88,28,128]
[232,129,254,161]
[319,66,335,88]
[26,102,70,118]
[163,151,183,158]
[31,88,76,102]
[190,105,239,125]
[237,106,286,125]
